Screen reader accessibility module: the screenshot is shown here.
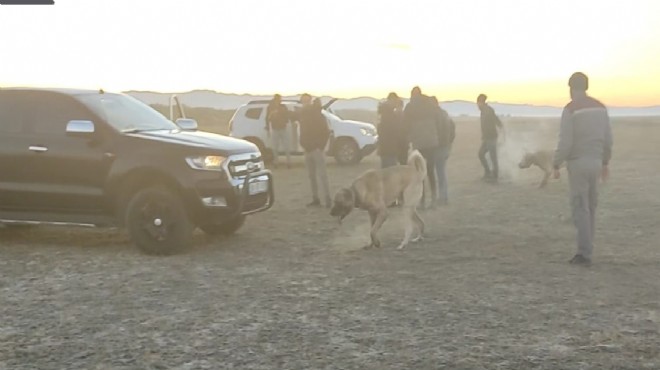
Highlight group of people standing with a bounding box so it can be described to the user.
[376,87,510,208]
[376,86,455,208]
[266,71,612,266]
[266,93,332,207]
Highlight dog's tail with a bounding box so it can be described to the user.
[407,149,427,179]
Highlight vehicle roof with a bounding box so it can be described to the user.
[0,87,110,96]
[246,99,300,105]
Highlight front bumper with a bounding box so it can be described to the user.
[231,169,274,216]
[190,168,274,224]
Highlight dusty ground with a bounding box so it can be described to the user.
[1,117,659,370]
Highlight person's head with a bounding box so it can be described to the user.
[431,96,439,106]
[273,93,282,103]
[411,86,422,99]
[568,72,588,99]
[313,98,322,109]
[300,93,312,106]
[386,92,402,109]
[476,94,488,109]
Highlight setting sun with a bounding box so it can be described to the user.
[2,0,659,106]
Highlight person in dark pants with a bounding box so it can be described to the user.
[394,98,409,166]
[266,94,292,168]
[477,94,503,182]
[431,96,456,205]
[553,72,613,266]
[404,86,442,208]
[377,92,407,168]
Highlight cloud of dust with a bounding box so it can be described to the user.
[496,119,559,183]
[330,211,405,252]
[330,216,372,252]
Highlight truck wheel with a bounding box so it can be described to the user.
[334,138,361,165]
[125,186,193,255]
[199,215,246,237]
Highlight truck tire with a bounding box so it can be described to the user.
[333,137,361,165]
[199,215,246,237]
[125,186,193,255]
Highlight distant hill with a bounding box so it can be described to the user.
[127,90,660,117]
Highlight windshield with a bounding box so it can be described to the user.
[76,93,178,132]
[323,109,343,121]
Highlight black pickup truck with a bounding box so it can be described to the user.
[0,88,274,254]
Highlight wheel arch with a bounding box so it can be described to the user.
[110,167,186,227]
[243,136,273,162]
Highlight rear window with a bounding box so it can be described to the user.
[244,108,262,120]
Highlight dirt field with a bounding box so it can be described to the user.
[1,117,659,370]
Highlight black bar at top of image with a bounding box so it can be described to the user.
[0,0,55,4]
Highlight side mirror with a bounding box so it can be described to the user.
[66,120,95,137]
[176,118,198,131]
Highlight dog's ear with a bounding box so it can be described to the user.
[338,187,354,205]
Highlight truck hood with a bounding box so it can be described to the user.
[126,130,259,154]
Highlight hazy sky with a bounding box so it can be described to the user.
[2,0,659,106]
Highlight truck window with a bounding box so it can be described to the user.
[27,92,94,136]
[244,108,263,120]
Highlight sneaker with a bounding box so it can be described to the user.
[569,254,592,266]
[306,199,321,207]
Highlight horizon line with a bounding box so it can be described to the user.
[124,89,660,110]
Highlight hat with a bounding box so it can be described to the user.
[568,72,589,91]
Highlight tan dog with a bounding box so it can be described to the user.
[330,150,427,250]
[518,150,558,188]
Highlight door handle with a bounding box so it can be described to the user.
[29,146,48,153]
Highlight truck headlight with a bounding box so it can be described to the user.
[186,155,227,171]
[360,128,377,137]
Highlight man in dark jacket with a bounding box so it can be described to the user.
[553,72,613,266]
[404,86,441,207]
[377,92,408,168]
[266,94,292,168]
[294,94,331,207]
[477,94,503,182]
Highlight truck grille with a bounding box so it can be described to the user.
[227,152,264,179]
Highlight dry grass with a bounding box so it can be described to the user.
[1,117,659,369]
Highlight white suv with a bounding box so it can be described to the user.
[229,99,378,165]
